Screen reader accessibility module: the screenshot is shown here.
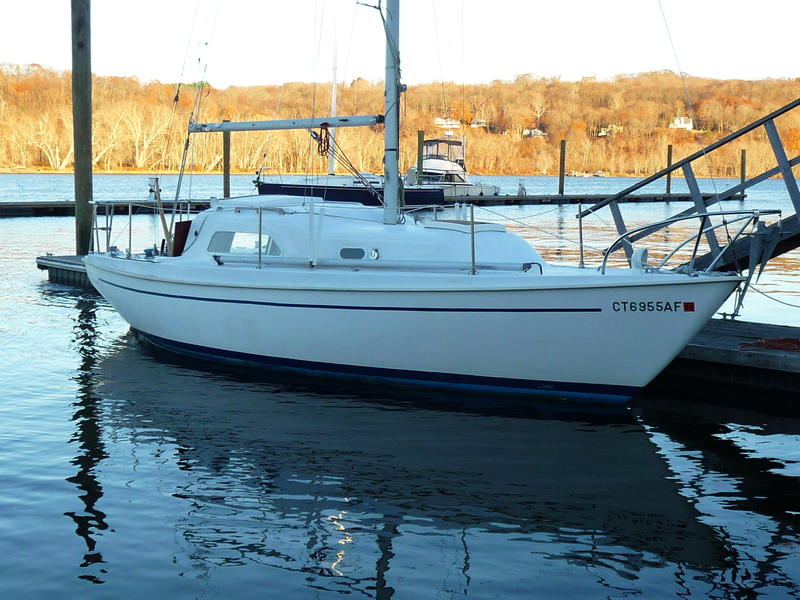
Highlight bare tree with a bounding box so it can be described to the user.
[529,92,549,129]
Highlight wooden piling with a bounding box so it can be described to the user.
[417,130,424,184]
[666,144,673,194]
[741,149,747,188]
[71,0,92,255]
[223,119,231,198]
[558,140,566,195]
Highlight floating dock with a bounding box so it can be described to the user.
[1,192,743,217]
[36,254,91,287]
[0,200,204,218]
[670,319,800,394]
[446,192,744,207]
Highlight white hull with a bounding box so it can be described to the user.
[85,255,739,401]
[79,0,773,407]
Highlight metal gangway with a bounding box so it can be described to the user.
[580,98,800,274]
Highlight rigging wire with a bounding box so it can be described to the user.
[157,0,202,177]
[750,285,800,310]
[657,0,720,195]
[339,0,359,114]
[369,0,400,74]
[139,0,221,254]
[351,1,403,202]
[476,205,605,253]
[303,0,327,200]
[655,0,737,261]
[311,0,322,123]
[254,79,287,182]
[256,2,359,195]
[459,1,469,169]
[311,126,384,204]
[369,0,402,122]
[430,0,448,116]
[136,0,205,252]
[461,0,467,122]
[323,2,360,180]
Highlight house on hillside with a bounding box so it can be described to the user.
[522,127,547,138]
[597,124,624,137]
[434,117,461,129]
[669,116,694,130]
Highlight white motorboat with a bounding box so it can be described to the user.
[405,137,500,197]
[83,0,771,402]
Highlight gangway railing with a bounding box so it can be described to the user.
[578,98,800,266]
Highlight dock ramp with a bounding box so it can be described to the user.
[579,98,800,275]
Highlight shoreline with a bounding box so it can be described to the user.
[0,169,712,179]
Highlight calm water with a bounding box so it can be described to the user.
[2,174,800,598]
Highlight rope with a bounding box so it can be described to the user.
[740,338,800,352]
[750,285,800,310]
[311,127,384,205]
[314,124,331,156]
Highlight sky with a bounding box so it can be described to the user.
[0,0,797,88]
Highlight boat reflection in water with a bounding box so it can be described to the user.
[82,331,743,596]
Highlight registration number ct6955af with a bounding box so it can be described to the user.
[612,301,695,312]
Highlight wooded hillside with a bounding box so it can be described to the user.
[1,63,799,177]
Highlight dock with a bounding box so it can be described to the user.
[446,192,743,207]
[36,254,91,287]
[669,319,800,394]
[0,200,210,218]
[1,192,742,217]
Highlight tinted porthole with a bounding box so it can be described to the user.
[339,247,365,259]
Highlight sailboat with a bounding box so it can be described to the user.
[83,0,769,402]
[253,171,446,205]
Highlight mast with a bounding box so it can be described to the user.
[383,0,401,224]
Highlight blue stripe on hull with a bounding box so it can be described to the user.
[99,279,602,313]
[137,330,638,403]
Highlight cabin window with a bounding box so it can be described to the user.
[444,173,465,183]
[207,231,281,256]
[339,247,366,259]
[420,172,444,184]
